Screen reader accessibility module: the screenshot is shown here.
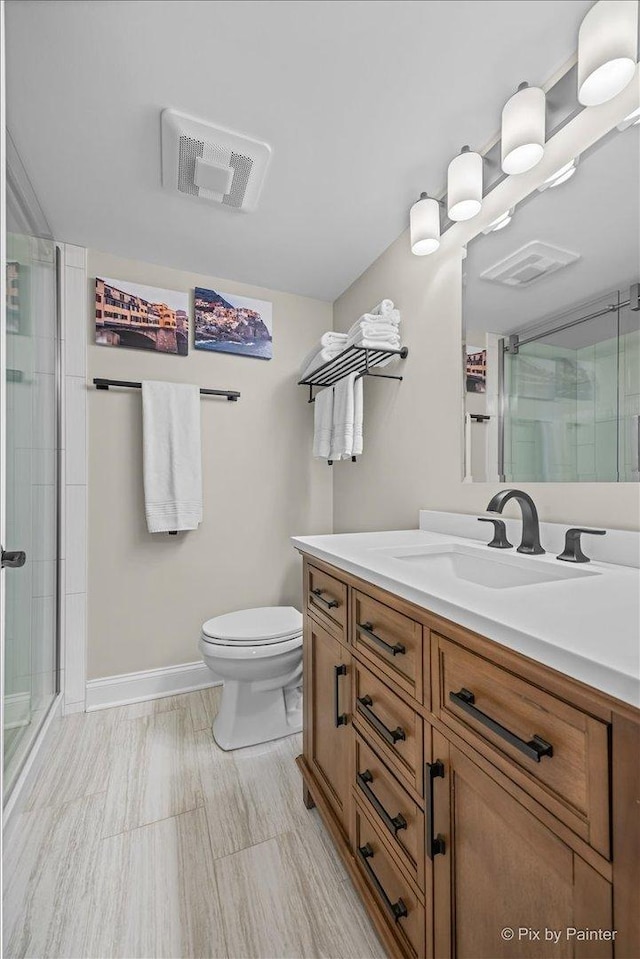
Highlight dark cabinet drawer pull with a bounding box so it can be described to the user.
[311,587,339,610]
[357,770,408,835]
[449,688,553,763]
[425,760,446,860]
[357,843,408,923]
[334,664,348,728]
[357,621,406,657]
[357,695,406,746]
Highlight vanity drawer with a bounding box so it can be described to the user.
[352,799,425,959]
[352,590,424,704]
[435,634,610,856]
[354,731,425,891]
[353,660,424,797]
[306,563,347,637]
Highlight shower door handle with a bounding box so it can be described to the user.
[1,548,26,569]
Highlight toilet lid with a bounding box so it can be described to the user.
[202,606,303,645]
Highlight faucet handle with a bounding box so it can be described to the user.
[478,517,513,549]
[557,528,606,564]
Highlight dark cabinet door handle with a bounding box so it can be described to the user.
[357,843,408,923]
[1,549,26,569]
[357,622,405,657]
[425,760,446,860]
[356,695,406,746]
[334,664,348,728]
[311,587,339,610]
[357,769,407,835]
[449,688,553,763]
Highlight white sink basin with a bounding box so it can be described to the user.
[374,543,598,589]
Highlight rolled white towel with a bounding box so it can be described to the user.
[320,331,348,348]
[301,344,346,380]
[370,299,394,317]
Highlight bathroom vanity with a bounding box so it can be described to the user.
[292,515,640,959]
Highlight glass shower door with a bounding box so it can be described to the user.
[502,292,626,482]
[2,230,59,799]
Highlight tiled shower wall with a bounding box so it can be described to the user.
[60,243,88,714]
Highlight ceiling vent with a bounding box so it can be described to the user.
[161,109,272,212]
[480,241,580,287]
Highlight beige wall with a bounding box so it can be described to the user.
[87,251,333,679]
[332,79,640,535]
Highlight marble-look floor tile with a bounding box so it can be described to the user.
[213,827,385,959]
[183,684,222,731]
[197,730,315,860]
[101,709,203,837]
[85,807,227,959]
[23,711,114,812]
[3,793,107,959]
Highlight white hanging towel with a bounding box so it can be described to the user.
[313,386,334,459]
[330,372,357,460]
[141,380,203,533]
[352,375,363,457]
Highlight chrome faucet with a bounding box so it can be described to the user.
[485,489,545,555]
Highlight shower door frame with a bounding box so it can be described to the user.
[2,131,64,808]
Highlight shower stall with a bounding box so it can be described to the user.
[2,134,61,802]
[499,286,640,483]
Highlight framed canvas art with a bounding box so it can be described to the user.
[194,287,272,359]
[95,277,189,355]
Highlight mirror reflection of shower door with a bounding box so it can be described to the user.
[2,230,60,800]
[501,291,637,483]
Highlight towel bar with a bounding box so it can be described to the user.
[93,378,240,401]
[298,345,408,403]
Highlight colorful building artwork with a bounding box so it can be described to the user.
[95,277,189,355]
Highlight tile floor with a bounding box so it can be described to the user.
[3,687,384,959]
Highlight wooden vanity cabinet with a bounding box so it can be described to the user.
[296,555,639,959]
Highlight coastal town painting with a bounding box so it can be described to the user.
[194,287,273,359]
[95,277,189,355]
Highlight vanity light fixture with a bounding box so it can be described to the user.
[482,208,514,235]
[447,146,483,221]
[501,83,546,175]
[577,0,638,107]
[410,193,441,255]
[538,157,579,191]
[618,106,640,130]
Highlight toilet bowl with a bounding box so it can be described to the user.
[199,606,303,750]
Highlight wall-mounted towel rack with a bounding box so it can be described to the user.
[470,413,490,423]
[298,345,408,403]
[92,378,240,401]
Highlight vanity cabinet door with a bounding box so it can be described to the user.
[431,729,613,959]
[304,615,352,832]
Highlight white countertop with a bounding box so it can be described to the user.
[292,526,640,709]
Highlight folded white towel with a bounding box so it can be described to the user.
[352,376,363,457]
[142,380,202,533]
[370,299,394,317]
[330,373,357,460]
[346,329,401,351]
[360,321,400,338]
[313,387,334,459]
[320,331,348,348]
[346,311,400,339]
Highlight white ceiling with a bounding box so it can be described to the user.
[6,0,593,301]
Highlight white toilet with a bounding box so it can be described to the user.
[199,606,303,750]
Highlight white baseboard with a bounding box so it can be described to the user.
[85,661,220,711]
[4,691,31,729]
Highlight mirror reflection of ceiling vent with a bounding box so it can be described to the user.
[480,241,580,287]
[161,109,272,212]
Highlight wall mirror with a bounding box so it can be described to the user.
[462,119,639,483]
